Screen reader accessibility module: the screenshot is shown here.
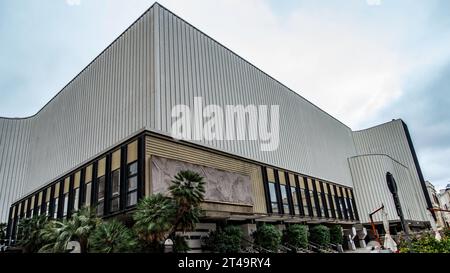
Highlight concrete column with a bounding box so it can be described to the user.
[356,227,367,248]
[240,223,257,246]
[277,224,286,232]
[343,227,357,251]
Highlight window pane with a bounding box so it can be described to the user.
[63,195,69,217]
[310,190,317,217]
[300,189,308,216]
[85,182,91,207]
[53,198,59,218]
[291,186,300,215]
[45,202,50,216]
[128,162,138,176]
[73,189,79,212]
[97,202,104,216]
[317,194,324,217]
[280,186,290,214]
[127,192,137,207]
[111,198,120,212]
[98,176,105,199]
[268,182,278,213]
[128,176,137,191]
[112,170,120,196]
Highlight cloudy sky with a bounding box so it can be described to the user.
[1,0,449,189]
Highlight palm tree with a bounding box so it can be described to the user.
[39,207,100,253]
[17,215,49,253]
[168,170,205,237]
[89,220,137,253]
[39,220,69,253]
[133,193,175,252]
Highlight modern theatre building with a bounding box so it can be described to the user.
[0,3,434,247]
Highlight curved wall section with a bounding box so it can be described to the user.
[351,120,430,222]
[349,154,428,222]
[0,119,32,221]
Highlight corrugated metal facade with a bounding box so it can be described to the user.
[0,4,430,224]
[351,120,430,222]
[151,4,357,188]
[349,155,428,222]
[0,119,32,221]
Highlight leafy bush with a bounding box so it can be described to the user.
[89,220,137,253]
[283,225,308,249]
[17,215,49,253]
[253,224,282,252]
[309,225,330,247]
[329,225,343,245]
[204,225,243,253]
[443,228,450,239]
[173,235,190,253]
[0,223,6,242]
[399,234,450,253]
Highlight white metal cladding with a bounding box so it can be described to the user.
[151,4,357,187]
[0,7,156,221]
[0,3,430,224]
[351,119,430,222]
[0,119,32,221]
[349,154,428,222]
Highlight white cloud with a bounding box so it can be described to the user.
[366,0,382,6]
[159,0,415,128]
[66,0,81,6]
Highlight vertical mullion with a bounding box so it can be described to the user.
[57,180,64,219]
[40,190,47,215]
[105,154,112,215]
[137,135,146,200]
[33,194,39,216]
[91,162,98,208]
[49,185,56,219]
[120,145,128,210]
[261,166,272,214]
[68,174,75,218]
[79,168,86,208]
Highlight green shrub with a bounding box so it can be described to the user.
[89,220,137,253]
[399,234,450,253]
[329,225,343,245]
[283,225,308,249]
[204,225,243,253]
[253,224,282,252]
[309,225,330,247]
[173,235,190,253]
[443,228,450,239]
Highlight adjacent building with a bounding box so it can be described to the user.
[426,181,447,230]
[438,185,450,228]
[0,3,434,246]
